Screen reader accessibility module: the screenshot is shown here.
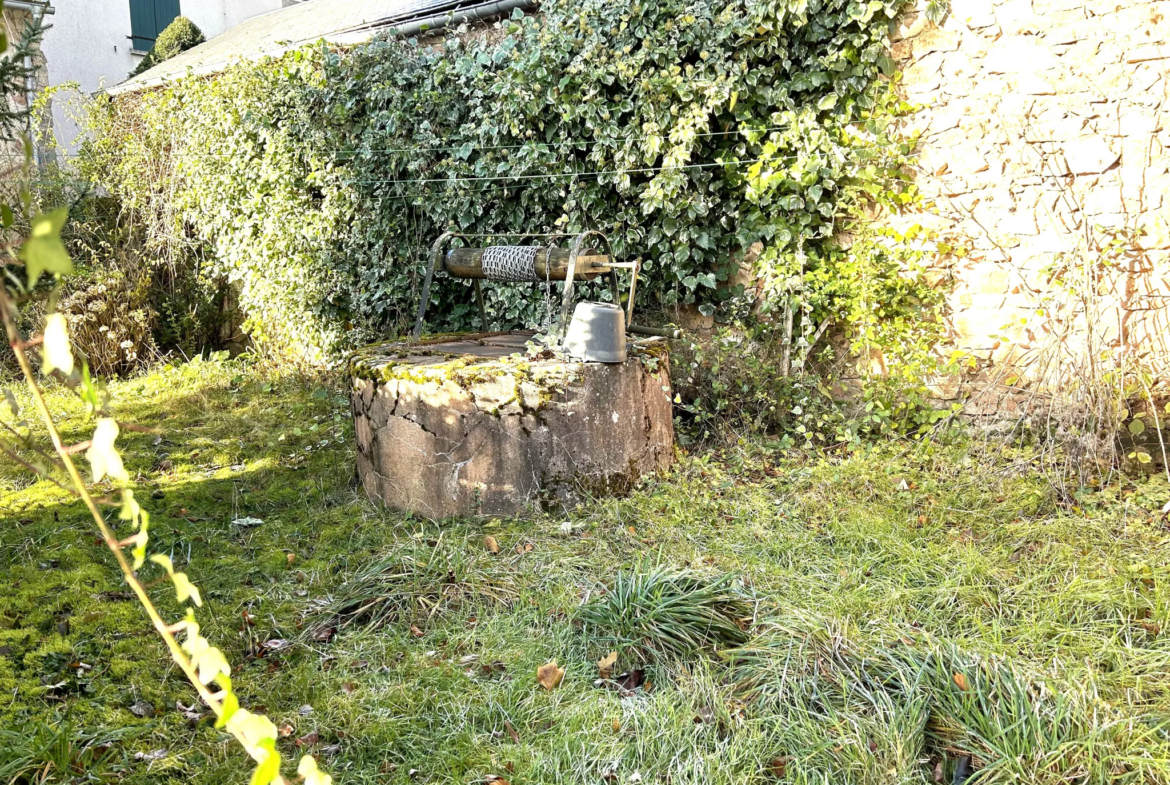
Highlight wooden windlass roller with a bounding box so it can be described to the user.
[412,230,641,341]
[442,247,615,280]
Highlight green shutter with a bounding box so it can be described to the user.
[130,0,182,51]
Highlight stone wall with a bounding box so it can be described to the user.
[890,0,1170,406]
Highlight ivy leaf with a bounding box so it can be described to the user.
[248,740,281,785]
[150,553,204,607]
[196,645,230,684]
[217,689,240,729]
[298,755,334,785]
[41,313,74,376]
[120,490,151,569]
[87,418,129,484]
[173,572,203,606]
[21,208,72,287]
[228,710,280,762]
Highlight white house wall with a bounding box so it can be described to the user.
[40,0,282,153]
[181,0,284,47]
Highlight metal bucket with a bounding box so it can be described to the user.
[563,302,627,363]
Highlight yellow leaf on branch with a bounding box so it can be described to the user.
[87,418,129,484]
[298,755,334,785]
[41,313,74,376]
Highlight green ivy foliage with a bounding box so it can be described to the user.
[81,0,936,369]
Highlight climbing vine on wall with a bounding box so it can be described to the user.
[80,0,941,371]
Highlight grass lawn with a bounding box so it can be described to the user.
[2,356,1170,784]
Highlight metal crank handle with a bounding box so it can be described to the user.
[627,324,683,339]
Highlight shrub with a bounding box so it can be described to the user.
[130,16,205,76]
[57,267,159,377]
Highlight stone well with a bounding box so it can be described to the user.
[349,331,674,518]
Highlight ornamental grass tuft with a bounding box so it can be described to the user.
[578,567,752,660]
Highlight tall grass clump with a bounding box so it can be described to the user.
[578,567,752,660]
[728,614,1170,784]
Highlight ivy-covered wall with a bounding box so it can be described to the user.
[81,0,934,368]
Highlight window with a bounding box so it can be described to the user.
[129,0,181,52]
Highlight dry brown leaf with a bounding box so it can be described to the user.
[278,723,294,738]
[484,536,500,554]
[286,552,296,565]
[505,720,520,743]
[953,672,969,691]
[597,650,618,678]
[537,660,565,690]
[410,624,424,638]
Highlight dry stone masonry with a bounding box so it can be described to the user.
[890,0,1170,409]
[349,332,675,518]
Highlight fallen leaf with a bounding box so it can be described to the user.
[484,535,500,554]
[953,672,969,691]
[232,516,264,528]
[298,704,314,716]
[176,701,203,722]
[278,723,294,738]
[134,749,167,762]
[484,776,510,784]
[129,700,155,718]
[768,757,789,777]
[313,626,336,642]
[505,720,520,743]
[537,660,565,690]
[597,650,618,678]
[410,624,425,638]
[295,731,320,748]
[287,552,296,565]
[611,719,621,731]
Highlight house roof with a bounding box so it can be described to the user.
[110,0,533,95]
